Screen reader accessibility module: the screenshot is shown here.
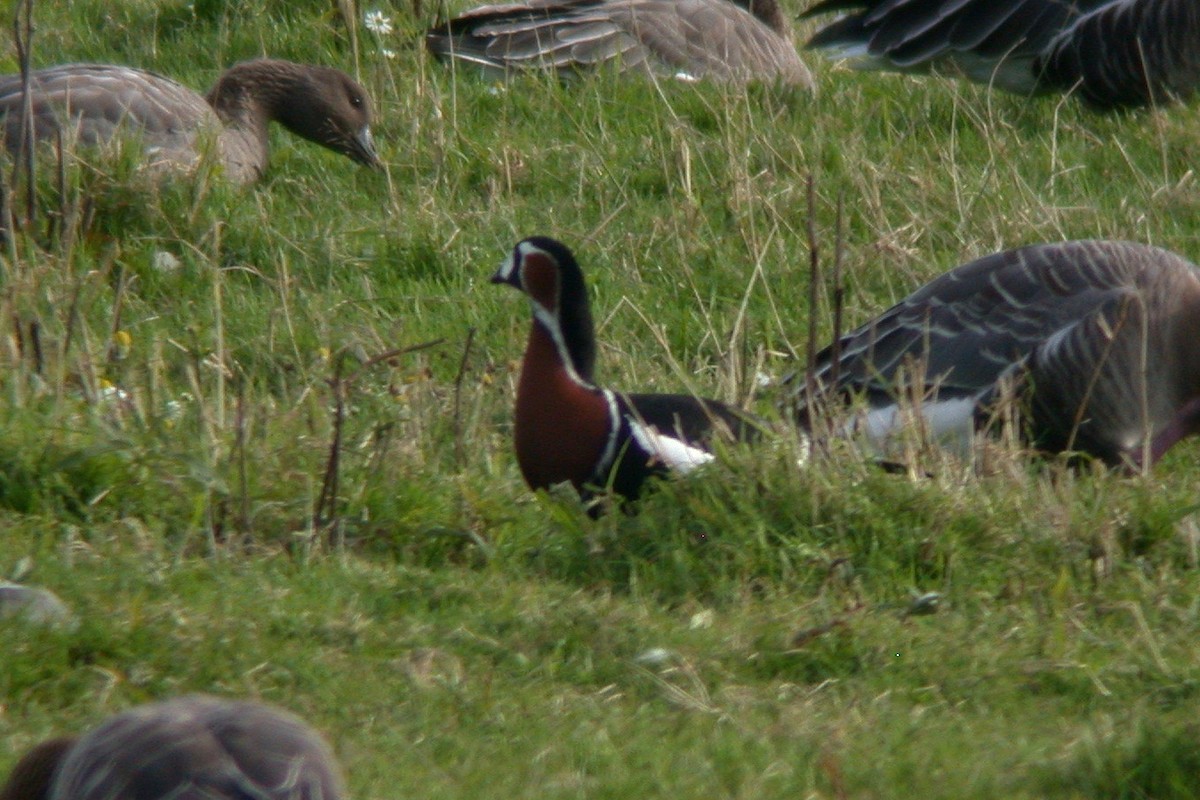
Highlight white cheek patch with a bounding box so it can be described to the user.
[495,250,518,282]
[628,419,715,473]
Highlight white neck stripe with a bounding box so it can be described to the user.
[532,303,595,390]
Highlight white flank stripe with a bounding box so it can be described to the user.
[628,420,714,473]
[594,390,623,481]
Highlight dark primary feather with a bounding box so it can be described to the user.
[793,240,1200,465]
[625,392,761,444]
[427,0,813,85]
[1037,0,1200,106]
[804,0,1200,108]
[807,241,1134,402]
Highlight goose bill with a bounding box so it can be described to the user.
[349,125,381,168]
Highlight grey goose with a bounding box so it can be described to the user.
[802,0,1200,109]
[790,240,1200,469]
[426,0,813,86]
[0,59,381,183]
[0,696,344,800]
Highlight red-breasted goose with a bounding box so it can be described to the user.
[791,240,1200,468]
[803,0,1200,108]
[0,696,344,800]
[426,0,813,86]
[493,236,760,504]
[0,59,381,182]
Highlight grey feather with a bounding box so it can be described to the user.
[427,0,813,85]
[804,0,1200,108]
[791,240,1200,466]
[41,697,344,800]
[0,60,380,182]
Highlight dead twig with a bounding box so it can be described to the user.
[314,338,444,543]
[804,175,821,417]
[12,0,36,229]
[452,327,476,468]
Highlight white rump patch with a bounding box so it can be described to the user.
[628,420,714,473]
[815,42,874,62]
[852,397,977,454]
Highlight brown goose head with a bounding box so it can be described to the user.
[205,59,381,170]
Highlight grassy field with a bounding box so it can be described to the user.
[3,1,1200,798]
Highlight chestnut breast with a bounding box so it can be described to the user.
[513,323,613,491]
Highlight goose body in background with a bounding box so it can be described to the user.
[0,696,344,800]
[803,0,1200,108]
[493,237,759,505]
[426,0,813,86]
[0,59,381,182]
[791,240,1200,468]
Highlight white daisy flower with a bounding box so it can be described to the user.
[364,9,393,36]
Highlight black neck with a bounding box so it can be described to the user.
[523,236,598,383]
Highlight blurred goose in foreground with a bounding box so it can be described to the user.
[803,0,1200,109]
[0,582,74,628]
[426,0,813,86]
[494,236,760,506]
[0,695,344,800]
[790,240,1200,469]
[0,59,381,182]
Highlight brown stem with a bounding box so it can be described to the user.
[452,327,475,468]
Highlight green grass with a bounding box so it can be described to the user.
[3,2,1200,799]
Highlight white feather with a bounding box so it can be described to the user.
[628,420,714,473]
[851,397,977,454]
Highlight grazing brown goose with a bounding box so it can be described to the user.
[0,59,381,182]
[790,240,1200,469]
[494,236,760,506]
[426,0,813,86]
[0,696,344,800]
[803,0,1200,108]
